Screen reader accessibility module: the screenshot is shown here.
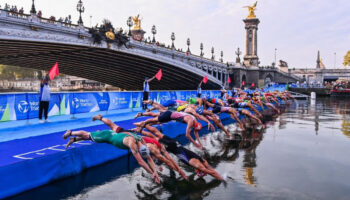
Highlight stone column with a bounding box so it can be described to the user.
[243,18,260,67]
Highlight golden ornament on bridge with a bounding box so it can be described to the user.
[243,1,257,19]
[105,29,115,40]
[132,14,142,30]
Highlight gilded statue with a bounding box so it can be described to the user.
[243,1,257,19]
[132,14,142,30]
[105,29,115,40]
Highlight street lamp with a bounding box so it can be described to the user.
[211,47,215,60]
[76,0,85,26]
[200,43,204,57]
[186,38,191,53]
[151,25,157,43]
[30,0,36,15]
[171,32,175,49]
[127,17,133,36]
[220,51,223,62]
[274,48,277,67]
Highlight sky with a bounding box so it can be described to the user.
[1,0,349,69]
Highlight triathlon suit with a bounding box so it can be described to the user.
[90,130,142,149]
[142,136,162,149]
[157,111,188,123]
[158,135,203,166]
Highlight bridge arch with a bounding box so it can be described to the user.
[264,73,274,85]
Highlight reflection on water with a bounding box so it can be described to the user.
[7,98,350,200]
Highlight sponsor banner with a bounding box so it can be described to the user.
[48,94,61,117]
[93,92,110,111]
[0,94,10,122]
[0,90,222,121]
[108,92,132,110]
[14,94,29,120]
[131,92,142,108]
[70,93,98,114]
[27,94,40,119]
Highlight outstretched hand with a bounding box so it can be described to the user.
[208,123,215,132]
[153,172,161,184]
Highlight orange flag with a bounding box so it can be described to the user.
[155,69,162,81]
[48,62,59,80]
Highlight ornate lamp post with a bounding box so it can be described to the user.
[220,51,224,62]
[76,0,85,26]
[200,43,204,57]
[30,0,36,15]
[171,32,175,49]
[186,38,191,53]
[151,25,157,43]
[127,17,133,36]
[211,47,215,60]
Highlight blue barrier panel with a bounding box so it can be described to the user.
[0,94,10,122]
[131,92,142,108]
[93,92,110,111]
[0,90,227,121]
[14,94,29,120]
[70,93,99,114]
[27,93,39,119]
[108,92,132,110]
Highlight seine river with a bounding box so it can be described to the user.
[8,98,350,200]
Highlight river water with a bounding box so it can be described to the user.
[8,98,350,200]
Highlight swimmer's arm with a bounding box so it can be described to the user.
[140,129,157,139]
[161,147,188,180]
[146,154,160,184]
[193,112,215,131]
[186,123,202,149]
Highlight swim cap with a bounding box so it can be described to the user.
[139,145,150,159]
[177,104,188,112]
[189,98,197,104]
[194,122,202,131]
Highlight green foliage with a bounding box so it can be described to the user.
[0,65,40,79]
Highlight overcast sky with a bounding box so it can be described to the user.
[1,0,349,68]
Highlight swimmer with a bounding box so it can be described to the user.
[62,128,160,184]
[140,125,225,181]
[92,114,188,180]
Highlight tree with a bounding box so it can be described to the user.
[344,51,350,67]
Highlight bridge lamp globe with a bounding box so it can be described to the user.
[127,17,133,36]
[186,38,191,53]
[171,32,175,49]
[151,25,157,43]
[76,0,85,26]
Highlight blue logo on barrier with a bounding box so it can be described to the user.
[18,100,29,114]
[72,98,80,109]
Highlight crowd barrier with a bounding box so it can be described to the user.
[0,90,224,122]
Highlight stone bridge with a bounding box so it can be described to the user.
[0,9,299,90]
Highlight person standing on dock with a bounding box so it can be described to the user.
[143,76,156,110]
[38,75,51,123]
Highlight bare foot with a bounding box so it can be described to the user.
[65,137,75,149]
[92,114,102,121]
[134,112,142,119]
[63,130,72,140]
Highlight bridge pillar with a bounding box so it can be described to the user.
[243,18,260,67]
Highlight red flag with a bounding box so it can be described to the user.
[155,69,162,81]
[227,76,231,84]
[242,81,245,86]
[251,82,255,87]
[48,62,59,80]
[203,76,208,84]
